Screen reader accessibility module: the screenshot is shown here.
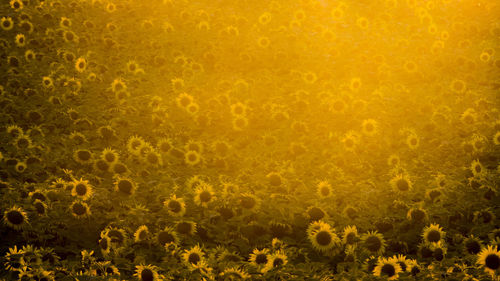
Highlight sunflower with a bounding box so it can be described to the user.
[184,150,201,166]
[430,240,447,261]
[422,223,445,243]
[306,206,327,221]
[316,180,332,198]
[463,235,483,255]
[114,177,136,196]
[471,159,486,178]
[3,206,28,230]
[70,201,91,218]
[220,267,250,280]
[390,174,413,193]
[144,150,163,167]
[407,207,428,223]
[176,220,197,236]
[262,250,288,273]
[373,257,402,280]
[134,264,160,281]
[134,225,150,243]
[230,102,247,116]
[75,57,87,72]
[182,245,205,266]
[493,131,500,145]
[111,162,129,175]
[15,161,27,173]
[406,133,419,149]
[156,227,179,246]
[406,259,420,276]
[73,149,93,164]
[1,17,14,31]
[164,195,186,216]
[33,200,48,216]
[94,159,110,173]
[249,248,270,267]
[362,119,378,136]
[361,231,386,255]
[157,138,173,154]
[71,178,93,200]
[343,225,359,245]
[392,254,409,272]
[102,227,128,248]
[239,193,260,211]
[308,221,340,253]
[477,245,500,277]
[194,182,215,207]
[342,132,358,152]
[15,33,26,47]
[4,245,26,272]
[98,235,112,256]
[176,92,193,108]
[10,0,23,10]
[13,132,32,149]
[473,209,496,224]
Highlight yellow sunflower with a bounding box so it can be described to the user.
[134,264,160,281]
[194,182,215,207]
[343,225,359,245]
[316,180,332,198]
[182,245,205,266]
[477,245,500,277]
[164,195,186,216]
[156,227,179,246]
[362,119,378,136]
[307,221,340,253]
[262,250,288,273]
[249,248,270,267]
[71,178,93,200]
[134,225,150,243]
[390,173,413,193]
[114,177,136,196]
[422,223,445,244]
[101,148,119,164]
[3,206,29,230]
[373,257,402,280]
[70,201,91,218]
[361,231,386,255]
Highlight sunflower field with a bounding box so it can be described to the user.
[0,0,499,280]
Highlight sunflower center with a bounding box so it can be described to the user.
[240,196,256,209]
[77,150,91,161]
[256,253,267,264]
[398,261,407,272]
[188,253,200,264]
[365,123,374,131]
[365,236,382,252]
[426,230,441,242]
[158,231,175,245]
[273,257,284,267]
[465,240,481,254]
[72,203,86,215]
[320,187,330,196]
[99,238,108,250]
[308,207,325,221]
[75,183,87,196]
[381,264,396,277]
[396,179,409,191]
[345,232,355,244]
[485,254,500,270]
[105,153,115,162]
[7,210,24,225]
[168,200,181,212]
[34,202,45,214]
[411,209,425,221]
[315,231,332,246]
[107,230,124,244]
[141,268,154,281]
[138,230,148,240]
[118,180,133,194]
[199,191,212,202]
[177,222,192,234]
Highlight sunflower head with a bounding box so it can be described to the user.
[3,206,28,230]
[361,231,386,255]
[422,223,445,243]
[373,257,402,280]
[164,195,186,216]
